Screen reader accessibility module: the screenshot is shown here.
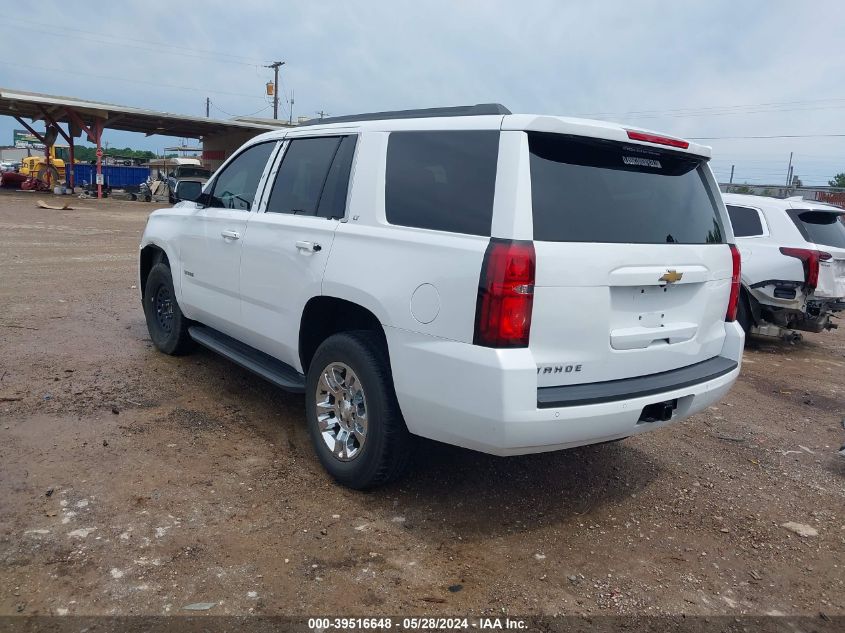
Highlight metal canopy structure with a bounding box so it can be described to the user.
[0,87,284,197]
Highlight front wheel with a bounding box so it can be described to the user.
[305,331,412,489]
[143,263,193,355]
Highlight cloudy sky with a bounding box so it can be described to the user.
[1,0,844,185]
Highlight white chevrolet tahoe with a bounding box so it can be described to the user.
[723,193,845,339]
[139,104,743,489]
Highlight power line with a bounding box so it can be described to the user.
[713,157,838,164]
[0,23,261,69]
[792,152,845,159]
[606,104,845,120]
[209,100,272,118]
[690,133,845,140]
[276,73,292,118]
[0,61,267,101]
[576,96,845,119]
[1,17,264,66]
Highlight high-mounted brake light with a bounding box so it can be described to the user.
[779,247,827,289]
[726,244,741,322]
[626,129,690,149]
[474,239,536,347]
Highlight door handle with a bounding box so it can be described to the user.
[295,240,322,253]
[221,230,240,240]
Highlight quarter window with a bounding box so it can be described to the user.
[726,205,765,238]
[317,136,357,219]
[385,131,499,236]
[208,141,276,211]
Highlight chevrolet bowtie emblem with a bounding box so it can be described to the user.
[659,270,683,283]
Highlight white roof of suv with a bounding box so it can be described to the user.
[250,103,712,158]
[723,193,843,213]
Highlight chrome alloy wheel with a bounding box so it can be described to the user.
[315,362,368,461]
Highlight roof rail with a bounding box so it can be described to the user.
[299,103,511,126]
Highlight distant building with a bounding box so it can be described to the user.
[0,146,32,162]
[719,183,845,208]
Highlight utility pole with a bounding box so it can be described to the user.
[265,61,285,120]
[316,110,329,120]
[206,97,210,117]
[729,164,734,184]
[786,151,793,187]
[289,89,295,125]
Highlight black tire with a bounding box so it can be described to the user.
[305,331,412,490]
[143,262,193,355]
[737,290,753,337]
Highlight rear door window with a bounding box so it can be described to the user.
[385,130,499,236]
[788,210,845,249]
[528,133,725,244]
[266,136,342,215]
[726,205,765,237]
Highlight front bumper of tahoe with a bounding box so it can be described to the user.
[385,322,743,456]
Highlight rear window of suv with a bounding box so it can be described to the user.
[788,210,845,249]
[528,133,725,244]
[385,130,499,236]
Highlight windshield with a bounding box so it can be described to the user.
[789,210,845,249]
[528,133,725,244]
[177,167,211,178]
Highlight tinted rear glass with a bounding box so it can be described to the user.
[727,205,765,237]
[385,131,499,236]
[529,133,724,244]
[790,210,845,249]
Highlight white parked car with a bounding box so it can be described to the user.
[139,104,743,488]
[723,193,845,338]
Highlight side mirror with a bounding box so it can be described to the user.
[175,184,204,204]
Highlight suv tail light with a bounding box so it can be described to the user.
[779,247,830,289]
[726,244,742,322]
[626,129,690,149]
[474,239,535,347]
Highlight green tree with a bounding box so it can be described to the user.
[829,172,845,188]
[72,145,160,162]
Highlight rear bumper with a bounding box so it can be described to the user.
[385,322,743,456]
[537,355,737,408]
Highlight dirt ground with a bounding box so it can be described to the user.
[0,189,843,619]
